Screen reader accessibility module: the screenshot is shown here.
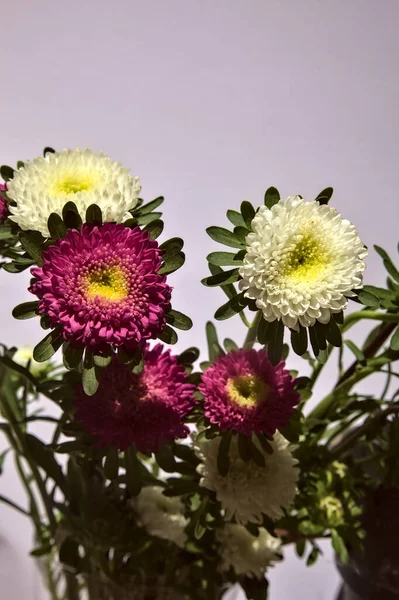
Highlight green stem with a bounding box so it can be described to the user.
[243,311,262,350]
[341,310,399,332]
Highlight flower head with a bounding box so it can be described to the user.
[0,183,8,221]
[199,349,299,437]
[239,197,367,331]
[217,524,282,578]
[29,223,172,352]
[7,148,141,236]
[196,432,299,524]
[75,344,196,452]
[134,487,188,548]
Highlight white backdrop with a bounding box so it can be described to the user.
[1,0,399,598]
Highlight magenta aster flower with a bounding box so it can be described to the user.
[29,223,172,352]
[74,343,196,452]
[199,349,299,437]
[0,183,8,221]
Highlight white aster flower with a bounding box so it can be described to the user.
[13,346,52,378]
[133,486,188,548]
[217,524,282,579]
[239,196,367,331]
[196,432,299,525]
[7,148,141,236]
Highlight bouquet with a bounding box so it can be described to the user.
[0,147,398,600]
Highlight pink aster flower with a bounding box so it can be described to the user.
[74,343,196,452]
[199,349,299,437]
[0,183,8,221]
[29,223,172,352]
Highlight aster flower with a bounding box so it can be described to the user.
[217,524,282,578]
[74,344,196,452]
[196,432,299,524]
[199,348,299,437]
[239,196,367,331]
[29,223,172,352]
[7,148,141,236]
[133,486,188,548]
[0,183,8,221]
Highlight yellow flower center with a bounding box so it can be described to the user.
[281,231,330,283]
[226,374,269,408]
[85,266,129,302]
[54,170,97,194]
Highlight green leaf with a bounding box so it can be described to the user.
[383,259,399,284]
[104,448,119,480]
[257,318,271,345]
[296,539,307,558]
[207,251,245,267]
[224,338,238,352]
[12,301,39,320]
[240,201,255,229]
[309,325,319,357]
[331,530,349,563]
[144,218,164,240]
[43,147,55,155]
[206,321,223,362]
[255,433,273,455]
[33,327,63,362]
[85,204,102,225]
[0,449,8,475]
[314,322,327,351]
[268,320,285,366]
[137,211,162,226]
[345,340,366,364]
[357,289,380,308]
[315,187,333,205]
[93,354,112,368]
[324,318,342,347]
[165,309,193,330]
[217,431,232,476]
[241,576,269,600]
[291,326,308,355]
[62,201,82,229]
[155,444,177,472]
[306,547,319,566]
[206,226,244,249]
[390,326,399,351]
[0,165,14,182]
[82,351,100,396]
[264,186,280,209]
[214,293,246,320]
[124,446,142,496]
[238,433,252,462]
[177,347,200,364]
[135,196,164,215]
[18,231,44,265]
[158,251,185,275]
[47,213,67,240]
[201,268,240,287]
[0,356,36,385]
[59,538,80,570]
[158,325,178,345]
[25,434,66,492]
[233,226,249,244]
[30,544,53,557]
[130,349,144,375]
[227,209,246,228]
[160,237,184,257]
[62,344,84,370]
[250,440,266,467]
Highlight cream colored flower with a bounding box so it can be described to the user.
[217,524,282,578]
[13,346,52,378]
[7,148,141,236]
[239,196,367,331]
[133,486,188,548]
[196,433,299,524]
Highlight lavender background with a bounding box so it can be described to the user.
[1,0,399,598]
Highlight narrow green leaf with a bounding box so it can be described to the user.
[207,251,244,267]
[160,237,184,257]
[130,350,144,375]
[249,440,266,467]
[0,226,15,240]
[224,338,238,352]
[233,226,249,244]
[383,259,399,284]
[93,354,112,368]
[0,356,36,385]
[177,347,200,364]
[155,444,177,472]
[324,318,342,347]
[30,544,53,557]
[309,325,319,357]
[12,301,39,320]
[314,322,327,351]
[206,226,244,249]
[104,448,119,479]
[16,161,25,169]
[257,318,271,345]
[137,211,162,226]
[158,251,185,275]
[43,147,55,155]
[291,326,308,355]
[217,431,232,476]
[0,494,30,516]
[63,343,84,370]
[214,293,246,320]
[390,326,399,351]
[82,351,99,396]
[357,289,380,308]
[296,540,307,558]
[333,311,344,325]
[165,309,193,330]
[206,321,223,362]
[85,204,102,225]
[331,530,349,564]
[226,209,246,228]
[47,213,67,240]
[238,433,252,462]
[240,201,255,229]
[264,186,280,209]
[124,446,142,496]
[315,187,333,205]
[0,165,14,182]
[62,201,82,229]
[18,231,44,265]
[201,268,240,287]
[135,196,164,215]
[268,320,285,365]
[33,327,63,362]
[25,434,66,492]
[345,340,366,364]
[158,325,178,345]
[306,547,319,566]
[144,218,164,240]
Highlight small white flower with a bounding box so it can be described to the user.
[196,433,299,525]
[239,196,367,331]
[133,486,188,548]
[13,347,52,378]
[217,524,282,579]
[7,148,141,236]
